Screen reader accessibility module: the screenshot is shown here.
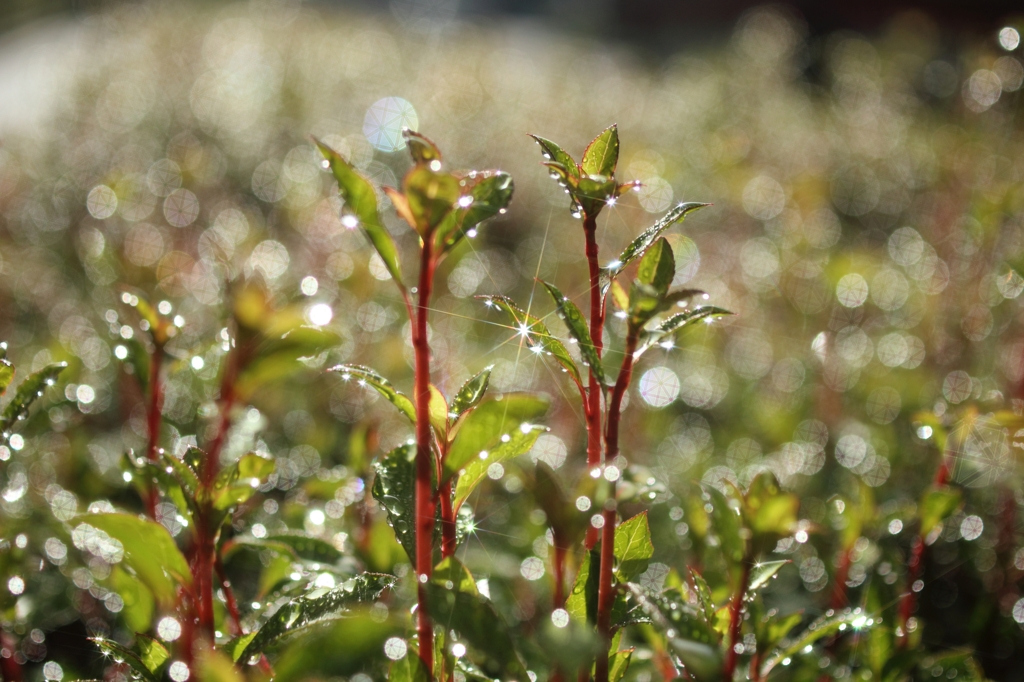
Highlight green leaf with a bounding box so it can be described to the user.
[230,531,343,565]
[743,472,799,543]
[403,129,443,164]
[403,165,461,235]
[162,450,199,498]
[0,359,14,395]
[478,295,583,391]
[233,573,396,663]
[614,511,654,582]
[453,421,547,512]
[236,326,340,399]
[197,649,245,682]
[371,443,419,561]
[636,306,732,358]
[458,171,514,229]
[703,485,745,566]
[655,306,732,335]
[609,280,629,312]
[390,651,432,682]
[689,568,716,625]
[444,393,550,479]
[627,281,663,325]
[581,124,619,178]
[238,451,276,479]
[919,486,962,537]
[271,609,399,681]
[211,452,275,511]
[133,455,194,523]
[106,565,154,633]
[541,281,603,386]
[760,610,872,678]
[636,238,675,296]
[450,366,493,419]
[329,364,416,423]
[574,174,617,219]
[433,556,478,595]
[83,513,192,606]
[91,637,161,682]
[315,138,403,285]
[440,171,515,252]
[747,560,789,593]
[566,549,601,626]
[536,616,603,673]
[836,483,875,551]
[116,336,151,394]
[429,384,449,439]
[1,362,66,434]
[135,635,170,674]
[184,445,204,473]
[608,647,632,682]
[529,134,580,180]
[605,202,710,281]
[533,462,586,547]
[632,586,722,678]
[668,638,722,682]
[427,584,528,679]
[755,610,804,658]
[129,294,161,334]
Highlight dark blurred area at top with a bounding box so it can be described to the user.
[4,0,1024,43]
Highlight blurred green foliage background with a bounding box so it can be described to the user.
[1,1,1023,680]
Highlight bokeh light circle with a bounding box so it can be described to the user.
[363,97,418,152]
[639,367,680,408]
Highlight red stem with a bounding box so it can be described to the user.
[583,216,604,550]
[144,343,164,518]
[1,631,23,682]
[594,511,616,682]
[215,556,243,637]
[193,532,216,643]
[179,589,195,667]
[897,439,953,648]
[595,331,638,682]
[413,239,437,672]
[829,547,852,610]
[553,544,567,607]
[749,651,763,682]
[653,649,678,682]
[723,560,752,680]
[193,341,243,646]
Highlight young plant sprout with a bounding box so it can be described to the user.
[485,125,731,682]
[318,129,537,678]
[0,120,998,682]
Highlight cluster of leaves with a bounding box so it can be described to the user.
[0,116,1005,682]
[2,7,1023,679]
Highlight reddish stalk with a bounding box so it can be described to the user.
[179,590,196,666]
[215,556,243,636]
[552,544,568,606]
[829,547,853,610]
[897,440,952,648]
[749,651,763,682]
[723,560,752,680]
[1,630,23,682]
[583,215,605,549]
[413,238,437,672]
[653,648,678,682]
[143,342,165,518]
[595,331,639,682]
[193,341,245,645]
